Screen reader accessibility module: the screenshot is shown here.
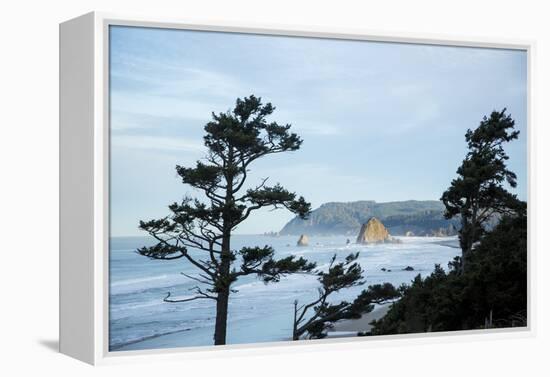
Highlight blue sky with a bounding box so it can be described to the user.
[109,26,527,236]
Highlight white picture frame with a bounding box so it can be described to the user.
[59,11,536,365]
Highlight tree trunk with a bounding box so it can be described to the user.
[214,233,232,345]
[458,216,467,274]
[292,300,299,340]
[215,152,234,345]
[214,207,233,345]
[214,286,230,345]
[459,213,474,274]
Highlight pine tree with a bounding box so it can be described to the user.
[441,109,522,272]
[138,95,315,345]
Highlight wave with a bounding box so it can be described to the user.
[110,327,193,351]
[111,274,169,287]
[109,298,165,315]
[110,273,194,295]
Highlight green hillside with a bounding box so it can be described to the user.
[279,200,460,236]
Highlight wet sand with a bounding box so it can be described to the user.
[329,304,391,334]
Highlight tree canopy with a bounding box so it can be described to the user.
[138,95,315,345]
[441,109,523,270]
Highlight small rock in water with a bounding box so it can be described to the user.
[403,266,414,271]
[297,234,309,247]
[381,267,387,272]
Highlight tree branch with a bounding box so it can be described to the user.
[163,291,216,303]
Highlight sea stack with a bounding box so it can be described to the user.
[297,234,309,247]
[356,217,390,244]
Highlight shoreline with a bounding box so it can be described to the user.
[433,239,461,249]
[327,304,391,336]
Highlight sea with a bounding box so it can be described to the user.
[109,234,460,351]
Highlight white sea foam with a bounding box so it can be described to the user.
[111,274,169,287]
[109,273,195,295]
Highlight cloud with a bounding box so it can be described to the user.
[110,94,219,126]
[111,53,252,102]
[111,134,206,154]
[245,162,371,208]
[383,101,441,135]
[297,122,342,136]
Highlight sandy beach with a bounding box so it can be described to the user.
[327,304,391,336]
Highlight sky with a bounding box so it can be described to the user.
[109,26,528,237]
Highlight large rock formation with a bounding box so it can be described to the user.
[356,217,390,244]
[297,234,309,247]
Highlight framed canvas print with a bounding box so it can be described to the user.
[59,12,534,365]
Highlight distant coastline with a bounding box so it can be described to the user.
[279,200,460,237]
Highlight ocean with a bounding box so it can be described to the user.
[109,235,460,351]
